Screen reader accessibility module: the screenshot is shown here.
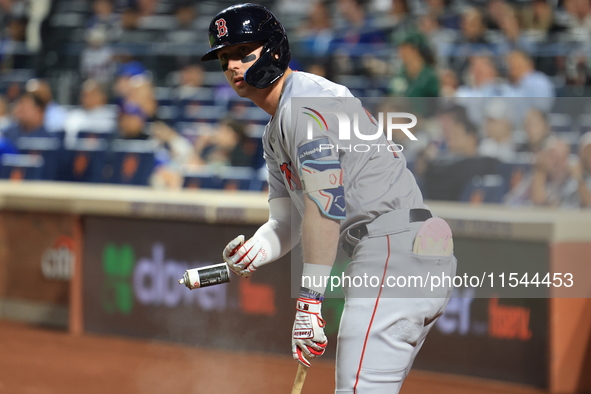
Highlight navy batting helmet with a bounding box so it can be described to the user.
[201,3,291,89]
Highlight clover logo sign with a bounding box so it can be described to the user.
[101,243,135,315]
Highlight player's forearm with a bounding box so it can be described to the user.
[302,196,340,268]
[253,197,301,263]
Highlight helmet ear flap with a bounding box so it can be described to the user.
[244,30,291,89]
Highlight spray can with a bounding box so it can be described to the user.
[177,262,231,290]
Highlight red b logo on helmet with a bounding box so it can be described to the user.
[215,18,228,38]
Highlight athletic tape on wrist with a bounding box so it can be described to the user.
[300,287,324,301]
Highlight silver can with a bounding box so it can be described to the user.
[177,262,231,290]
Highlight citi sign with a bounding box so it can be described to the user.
[303,107,417,153]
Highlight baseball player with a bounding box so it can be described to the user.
[202,4,457,392]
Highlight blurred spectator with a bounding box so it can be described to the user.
[505,137,578,207]
[572,131,591,208]
[478,98,517,162]
[455,55,516,125]
[456,55,515,98]
[3,92,51,145]
[440,105,480,160]
[1,16,28,69]
[377,0,410,29]
[5,82,21,105]
[308,63,328,78]
[449,7,495,75]
[297,0,334,56]
[63,80,117,148]
[424,105,501,201]
[166,2,199,43]
[506,50,555,113]
[484,0,507,31]
[193,119,257,168]
[118,101,149,140]
[516,108,552,154]
[497,4,536,53]
[113,60,147,103]
[117,6,141,42]
[457,8,492,47]
[425,0,461,30]
[5,16,26,43]
[25,0,50,52]
[126,75,157,119]
[149,121,195,189]
[562,0,591,41]
[439,68,459,97]
[151,121,194,167]
[80,27,115,86]
[417,13,456,68]
[522,0,564,38]
[563,50,591,88]
[174,64,205,100]
[87,0,121,41]
[137,0,159,17]
[25,79,67,133]
[174,2,197,30]
[331,0,386,55]
[113,62,156,123]
[0,95,11,132]
[390,30,439,97]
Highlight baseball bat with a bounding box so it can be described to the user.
[291,360,309,394]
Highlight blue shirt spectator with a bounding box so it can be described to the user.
[506,50,555,122]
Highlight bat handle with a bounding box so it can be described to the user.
[291,362,309,394]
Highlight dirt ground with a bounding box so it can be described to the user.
[0,320,546,394]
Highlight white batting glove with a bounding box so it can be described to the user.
[222,235,268,278]
[292,298,328,367]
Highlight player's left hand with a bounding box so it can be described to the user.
[292,297,328,367]
[222,235,267,278]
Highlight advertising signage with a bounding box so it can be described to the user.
[84,217,549,385]
[414,238,549,387]
[83,216,299,354]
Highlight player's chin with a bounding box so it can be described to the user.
[232,86,250,98]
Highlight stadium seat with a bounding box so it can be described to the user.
[15,136,62,180]
[460,174,507,204]
[60,138,109,183]
[104,140,157,186]
[548,113,574,133]
[0,154,44,180]
[183,168,225,190]
[497,158,532,194]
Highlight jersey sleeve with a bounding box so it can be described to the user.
[282,98,347,219]
[263,141,290,201]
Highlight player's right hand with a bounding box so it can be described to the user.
[222,235,266,278]
[292,298,328,367]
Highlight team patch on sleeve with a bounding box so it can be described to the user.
[300,160,346,220]
[297,138,332,162]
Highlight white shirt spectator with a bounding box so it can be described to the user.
[81,46,115,85]
[63,106,117,148]
[514,70,555,112]
[478,138,517,162]
[45,102,68,133]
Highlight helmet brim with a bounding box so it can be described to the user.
[201,45,224,62]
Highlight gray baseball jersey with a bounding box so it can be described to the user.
[262,71,426,233]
